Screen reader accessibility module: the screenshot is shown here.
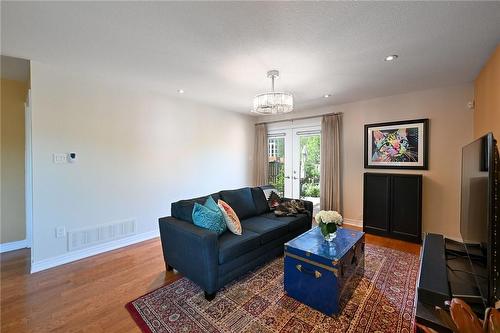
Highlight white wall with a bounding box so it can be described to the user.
[259,84,474,239]
[30,62,254,264]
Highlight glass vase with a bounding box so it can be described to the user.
[319,222,337,242]
[324,231,337,242]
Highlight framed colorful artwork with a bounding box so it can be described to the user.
[364,119,429,169]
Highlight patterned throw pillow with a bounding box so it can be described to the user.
[267,191,282,210]
[262,187,275,201]
[204,195,220,212]
[192,196,227,235]
[218,199,242,235]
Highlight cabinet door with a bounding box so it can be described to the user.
[363,173,391,236]
[390,175,422,242]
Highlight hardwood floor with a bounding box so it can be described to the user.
[0,228,420,333]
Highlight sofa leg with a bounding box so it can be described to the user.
[204,291,216,301]
[166,263,174,272]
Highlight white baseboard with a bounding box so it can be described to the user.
[0,239,28,253]
[343,218,363,228]
[30,230,159,274]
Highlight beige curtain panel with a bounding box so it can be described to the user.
[320,114,342,212]
[253,123,268,186]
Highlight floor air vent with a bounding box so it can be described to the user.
[68,219,136,251]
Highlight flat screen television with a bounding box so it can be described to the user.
[460,132,500,308]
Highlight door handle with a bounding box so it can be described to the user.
[285,176,290,179]
[293,176,298,180]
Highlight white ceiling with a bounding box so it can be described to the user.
[2,1,500,114]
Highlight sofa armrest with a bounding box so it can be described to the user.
[282,197,314,227]
[158,216,219,293]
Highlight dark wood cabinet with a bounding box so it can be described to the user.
[363,173,391,234]
[363,173,422,243]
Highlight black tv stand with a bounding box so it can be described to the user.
[416,234,485,332]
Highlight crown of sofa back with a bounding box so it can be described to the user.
[171,187,270,223]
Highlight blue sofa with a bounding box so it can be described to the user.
[158,186,313,300]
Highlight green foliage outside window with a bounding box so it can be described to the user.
[271,165,285,196]
[300,135,320,198]
[268,137,285,196]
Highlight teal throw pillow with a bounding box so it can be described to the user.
[192,196,227,235]
[205,195,220,212]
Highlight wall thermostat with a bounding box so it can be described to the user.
[68,152,77,163]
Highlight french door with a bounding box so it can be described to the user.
[267,126,321,209]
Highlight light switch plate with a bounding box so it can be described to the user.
[55,226,66,238]
[53,153,68,164]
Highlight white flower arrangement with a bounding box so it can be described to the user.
[316,210,343,241]
[315,210,343,226]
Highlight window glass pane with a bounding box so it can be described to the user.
[298,134,320,212]
[268,137,285,196]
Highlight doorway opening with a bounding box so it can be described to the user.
[267,121,321,214]
[0,55,32,263]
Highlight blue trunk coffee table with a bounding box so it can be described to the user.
[284,227,365,315]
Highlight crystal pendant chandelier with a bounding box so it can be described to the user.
[252,70,293,115]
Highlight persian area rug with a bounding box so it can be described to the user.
[126,245,419,333]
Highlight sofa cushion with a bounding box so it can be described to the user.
[218,229,261,264]
[219,187,258,220]
[171,192,220,223]
[192,196,227,235]
[251,187,270,215]
[260,212,310,232]
[240,216,289,244]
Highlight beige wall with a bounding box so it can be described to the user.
[1,78,28,243]
[474,44,500,139]
[259,84,474,239]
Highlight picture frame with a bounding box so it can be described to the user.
[364,118,429,170]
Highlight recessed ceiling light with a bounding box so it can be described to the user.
[177,89,185,94]
[385,55,398,62]
[323,94,332,98]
